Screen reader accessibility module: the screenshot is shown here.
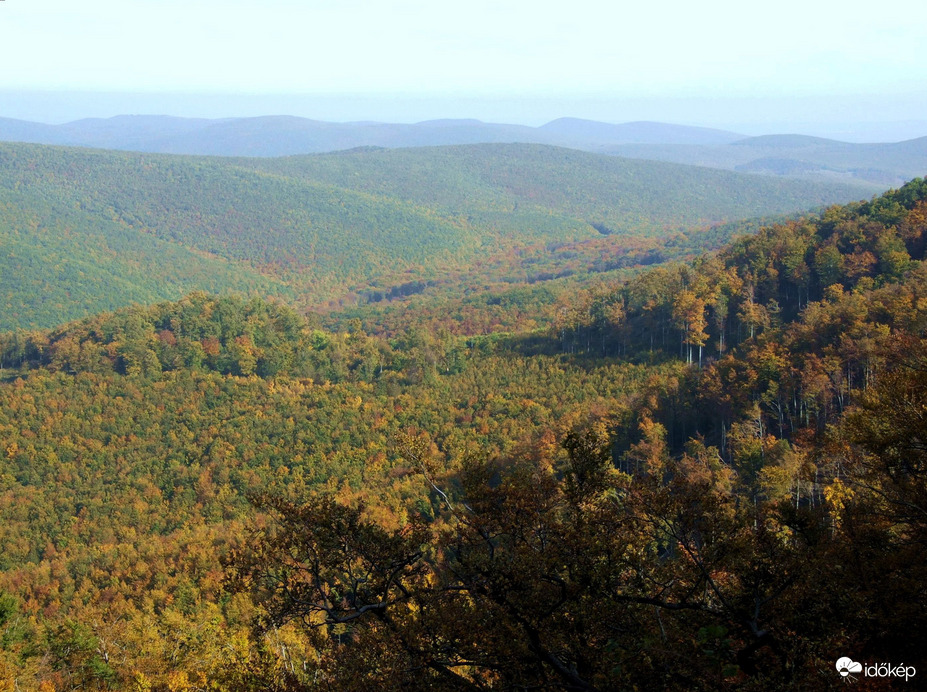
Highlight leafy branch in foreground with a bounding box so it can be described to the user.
[230,427,842,691]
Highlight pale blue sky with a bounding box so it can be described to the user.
[2,0,926,138]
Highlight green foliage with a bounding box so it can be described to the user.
[0,141,868,331]
[245,143,867,237]
[46,620,117,687]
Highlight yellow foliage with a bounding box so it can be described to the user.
[0,661,16,692]
[167,670,191,692]
[824,478,854,519]
[131,672,153,692]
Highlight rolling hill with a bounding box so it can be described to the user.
[0,141,876,330]
[603,133,927,187]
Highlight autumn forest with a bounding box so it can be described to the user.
[0,141,925,690]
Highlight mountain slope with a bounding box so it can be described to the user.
[0,142,489,329]
[242,143,874,232]
[0,141,874,330]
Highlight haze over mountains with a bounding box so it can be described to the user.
[1,114,924,187]
[0,114,744,154]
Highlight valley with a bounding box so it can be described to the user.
[0,141,872,331]
[0,134,925,687]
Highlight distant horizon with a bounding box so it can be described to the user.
[2,90,926,143]
[3,0,924,142]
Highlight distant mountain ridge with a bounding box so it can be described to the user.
[540,118,743,146]
[732,134,845,148]
[0,114,746,154]
[1,113,923,186]
[604,134,927,187]
[0,114,554,156]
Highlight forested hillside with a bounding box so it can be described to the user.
[239,143,868,228]
[0,179,925,689]
[0,141,872,330]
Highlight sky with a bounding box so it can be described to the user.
[2,0,926,139]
